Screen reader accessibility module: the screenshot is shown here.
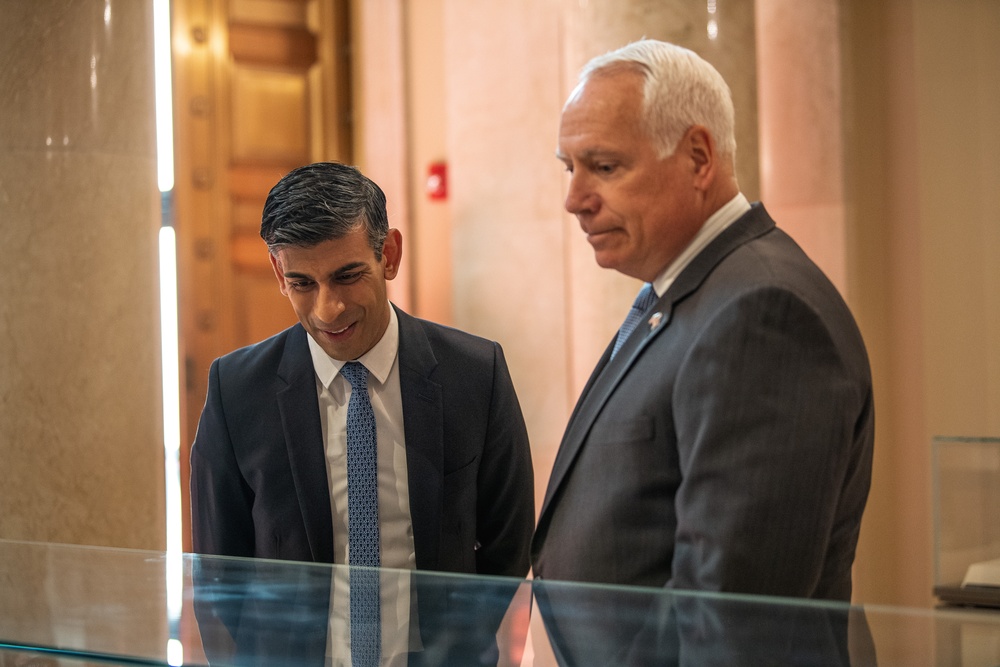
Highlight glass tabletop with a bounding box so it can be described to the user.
[1,539,999,665]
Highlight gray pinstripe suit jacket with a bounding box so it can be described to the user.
[531,203,874,601]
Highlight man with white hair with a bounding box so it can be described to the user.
[531,39,874,601]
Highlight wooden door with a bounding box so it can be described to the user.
[171,0,352,549]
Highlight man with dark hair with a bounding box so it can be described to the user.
[531,40,874,601]
[191,161,534,579]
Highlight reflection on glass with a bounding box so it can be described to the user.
[192,556,526,666]
[4,540,1000,666]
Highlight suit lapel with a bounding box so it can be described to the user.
[538,205,776,522]
[537,304,674,519]
[275,325,335,563]
[394,306,444,572]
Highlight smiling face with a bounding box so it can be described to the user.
[270,225,401,361]
[557,70,711,282]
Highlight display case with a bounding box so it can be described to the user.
[933,436,1000,608]
[3,539,1000,665]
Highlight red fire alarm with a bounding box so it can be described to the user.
[426,161,448,200]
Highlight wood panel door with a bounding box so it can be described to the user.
[171,0,352,549]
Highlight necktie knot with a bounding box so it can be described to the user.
[632,282,657,310]
[340,361,369,392]
[611,283,657,359]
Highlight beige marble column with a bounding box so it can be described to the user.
[0,0,165,550]
[351,0,413,311]
[756,0,847,294]
[443,0,569,509]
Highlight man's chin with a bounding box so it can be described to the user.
[307,331,351,361]
[593,251,624,272]
[594,256,651,282]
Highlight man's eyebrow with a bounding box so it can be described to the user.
[281,261,367,280]
[334,261,368,274]
[578,148,619,160]
[556,148,619,162]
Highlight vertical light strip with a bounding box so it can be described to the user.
[154,0,175,192]
[159,225,182,564]
[159,216,184,667]
[160,221,184,665]
[154,1,184,664]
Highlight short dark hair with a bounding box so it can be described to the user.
[260,162,389,258]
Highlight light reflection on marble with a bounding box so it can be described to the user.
[0,0,155,156]
[0,0,164,551]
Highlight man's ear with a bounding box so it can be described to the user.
[382,228,403,281]
[269,252,289,296]
[686,125,717,190]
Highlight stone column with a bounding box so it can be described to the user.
[756,0,847,294]
[0,0,165,550]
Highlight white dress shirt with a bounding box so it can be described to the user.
[651,193,751,297]
[307,306,416,569]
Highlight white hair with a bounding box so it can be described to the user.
[573,39,737,160]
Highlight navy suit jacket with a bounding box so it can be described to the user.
[531,204,874,600]
[191,305,533,577]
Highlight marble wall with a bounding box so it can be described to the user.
[0,0,165,549]
[840,0,1000,610]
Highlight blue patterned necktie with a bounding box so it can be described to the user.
[340,361,381,666]
[611,283,657,359]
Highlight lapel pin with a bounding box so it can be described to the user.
[648,312,663,330]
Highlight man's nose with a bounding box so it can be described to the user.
[564,173,596,215]
[314,286,345,323]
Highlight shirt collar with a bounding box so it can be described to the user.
[307,304,400,388]
[651,192,751,298]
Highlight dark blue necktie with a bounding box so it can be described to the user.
[611,283,657,359]
[340,361,381,666]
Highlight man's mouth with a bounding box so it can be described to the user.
[580,219,614,238]
[586,228,615,244]
[322,322,354,337]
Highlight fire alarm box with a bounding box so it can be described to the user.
[426,161,447,200]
